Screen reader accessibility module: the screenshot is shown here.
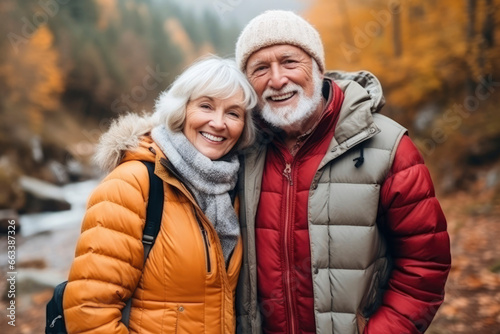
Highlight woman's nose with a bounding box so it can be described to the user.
[208,112,226,130]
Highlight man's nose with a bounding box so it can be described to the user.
[268,64,288,90]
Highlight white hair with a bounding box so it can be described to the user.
[154,55,258,150]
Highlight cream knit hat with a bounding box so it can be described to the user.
[235,10,325,73]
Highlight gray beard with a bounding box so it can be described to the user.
[260,66,323,129]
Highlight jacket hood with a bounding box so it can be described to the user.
[324,70,385,113]
[93,113,158,173]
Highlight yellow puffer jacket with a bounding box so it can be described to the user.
[63,114,242,334]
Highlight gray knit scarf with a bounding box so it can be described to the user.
[151,125,240,264]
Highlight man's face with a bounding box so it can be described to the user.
[245,44,323,129]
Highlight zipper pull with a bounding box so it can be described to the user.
[283,163,293,185]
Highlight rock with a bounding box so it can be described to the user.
[18,176,71,214]
[0,159,25,211]
[466,134,500,166]
[0,209,20,234]
[47,160,69,185]
[440,172,458,194]
[18,258,47,269]
[19,176,65,201]
[16,269,66,293]
[20,193,71,214]
[414,103,440,133]
[66,158,84,180]
[2,269,65,305]
[486,168,500,189]
[31,135,44,163]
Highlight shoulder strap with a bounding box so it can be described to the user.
[121,160,164,327]
[140,161,165,263]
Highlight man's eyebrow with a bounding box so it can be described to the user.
[280,52,298,59]
[247,51,303,70]
[247,59,267,70]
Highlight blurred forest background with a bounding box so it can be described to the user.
[0,0,499,333]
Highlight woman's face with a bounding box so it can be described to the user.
[183,91,246,160]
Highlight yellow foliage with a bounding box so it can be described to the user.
[0,25,63,134]
[137,3,150,20]
[198,42,216,57]
[95,0,119,30]
[306,0,495,110]
[27,26,64,111]
[164,18,196,65]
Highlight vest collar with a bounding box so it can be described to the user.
[318,79,381,170]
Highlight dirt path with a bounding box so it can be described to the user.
[427,194,500,334]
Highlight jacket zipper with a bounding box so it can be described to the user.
[282,161,296,334]
[195,210,212,274]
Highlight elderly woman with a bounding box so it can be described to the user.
[62,56,257,333]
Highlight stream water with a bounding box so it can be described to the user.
[1,179,100,276]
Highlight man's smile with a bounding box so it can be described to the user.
[268,91,296,102]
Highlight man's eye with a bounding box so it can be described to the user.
[253,66,267,74]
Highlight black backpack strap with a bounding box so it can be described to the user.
[122,160,164,327]
[140,161,165,263]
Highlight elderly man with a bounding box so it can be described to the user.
[234,10,451,334]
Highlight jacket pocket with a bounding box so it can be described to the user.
[175,303,205,334]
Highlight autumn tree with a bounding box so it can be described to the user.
[0,25,63,135]
[0,0,250,168]
[307,0,485,112]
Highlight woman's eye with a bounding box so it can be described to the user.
[200,104,212,109]
[228,111,240,118]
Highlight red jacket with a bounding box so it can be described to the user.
[255,81,343,333]
[254,79,450,333]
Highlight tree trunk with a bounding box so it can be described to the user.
[467,0,477,43]
[476,0,495,91]
[337,0,356,61]
[482,0,495,48]
[392,2,402,57]
[466,0,478,93]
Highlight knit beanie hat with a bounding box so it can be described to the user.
[235,10,325,73]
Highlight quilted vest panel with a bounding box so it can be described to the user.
[309,114,406,334]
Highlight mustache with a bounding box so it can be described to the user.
[262,83,303,100]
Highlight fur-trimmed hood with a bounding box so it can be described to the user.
[93,113,158,173]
